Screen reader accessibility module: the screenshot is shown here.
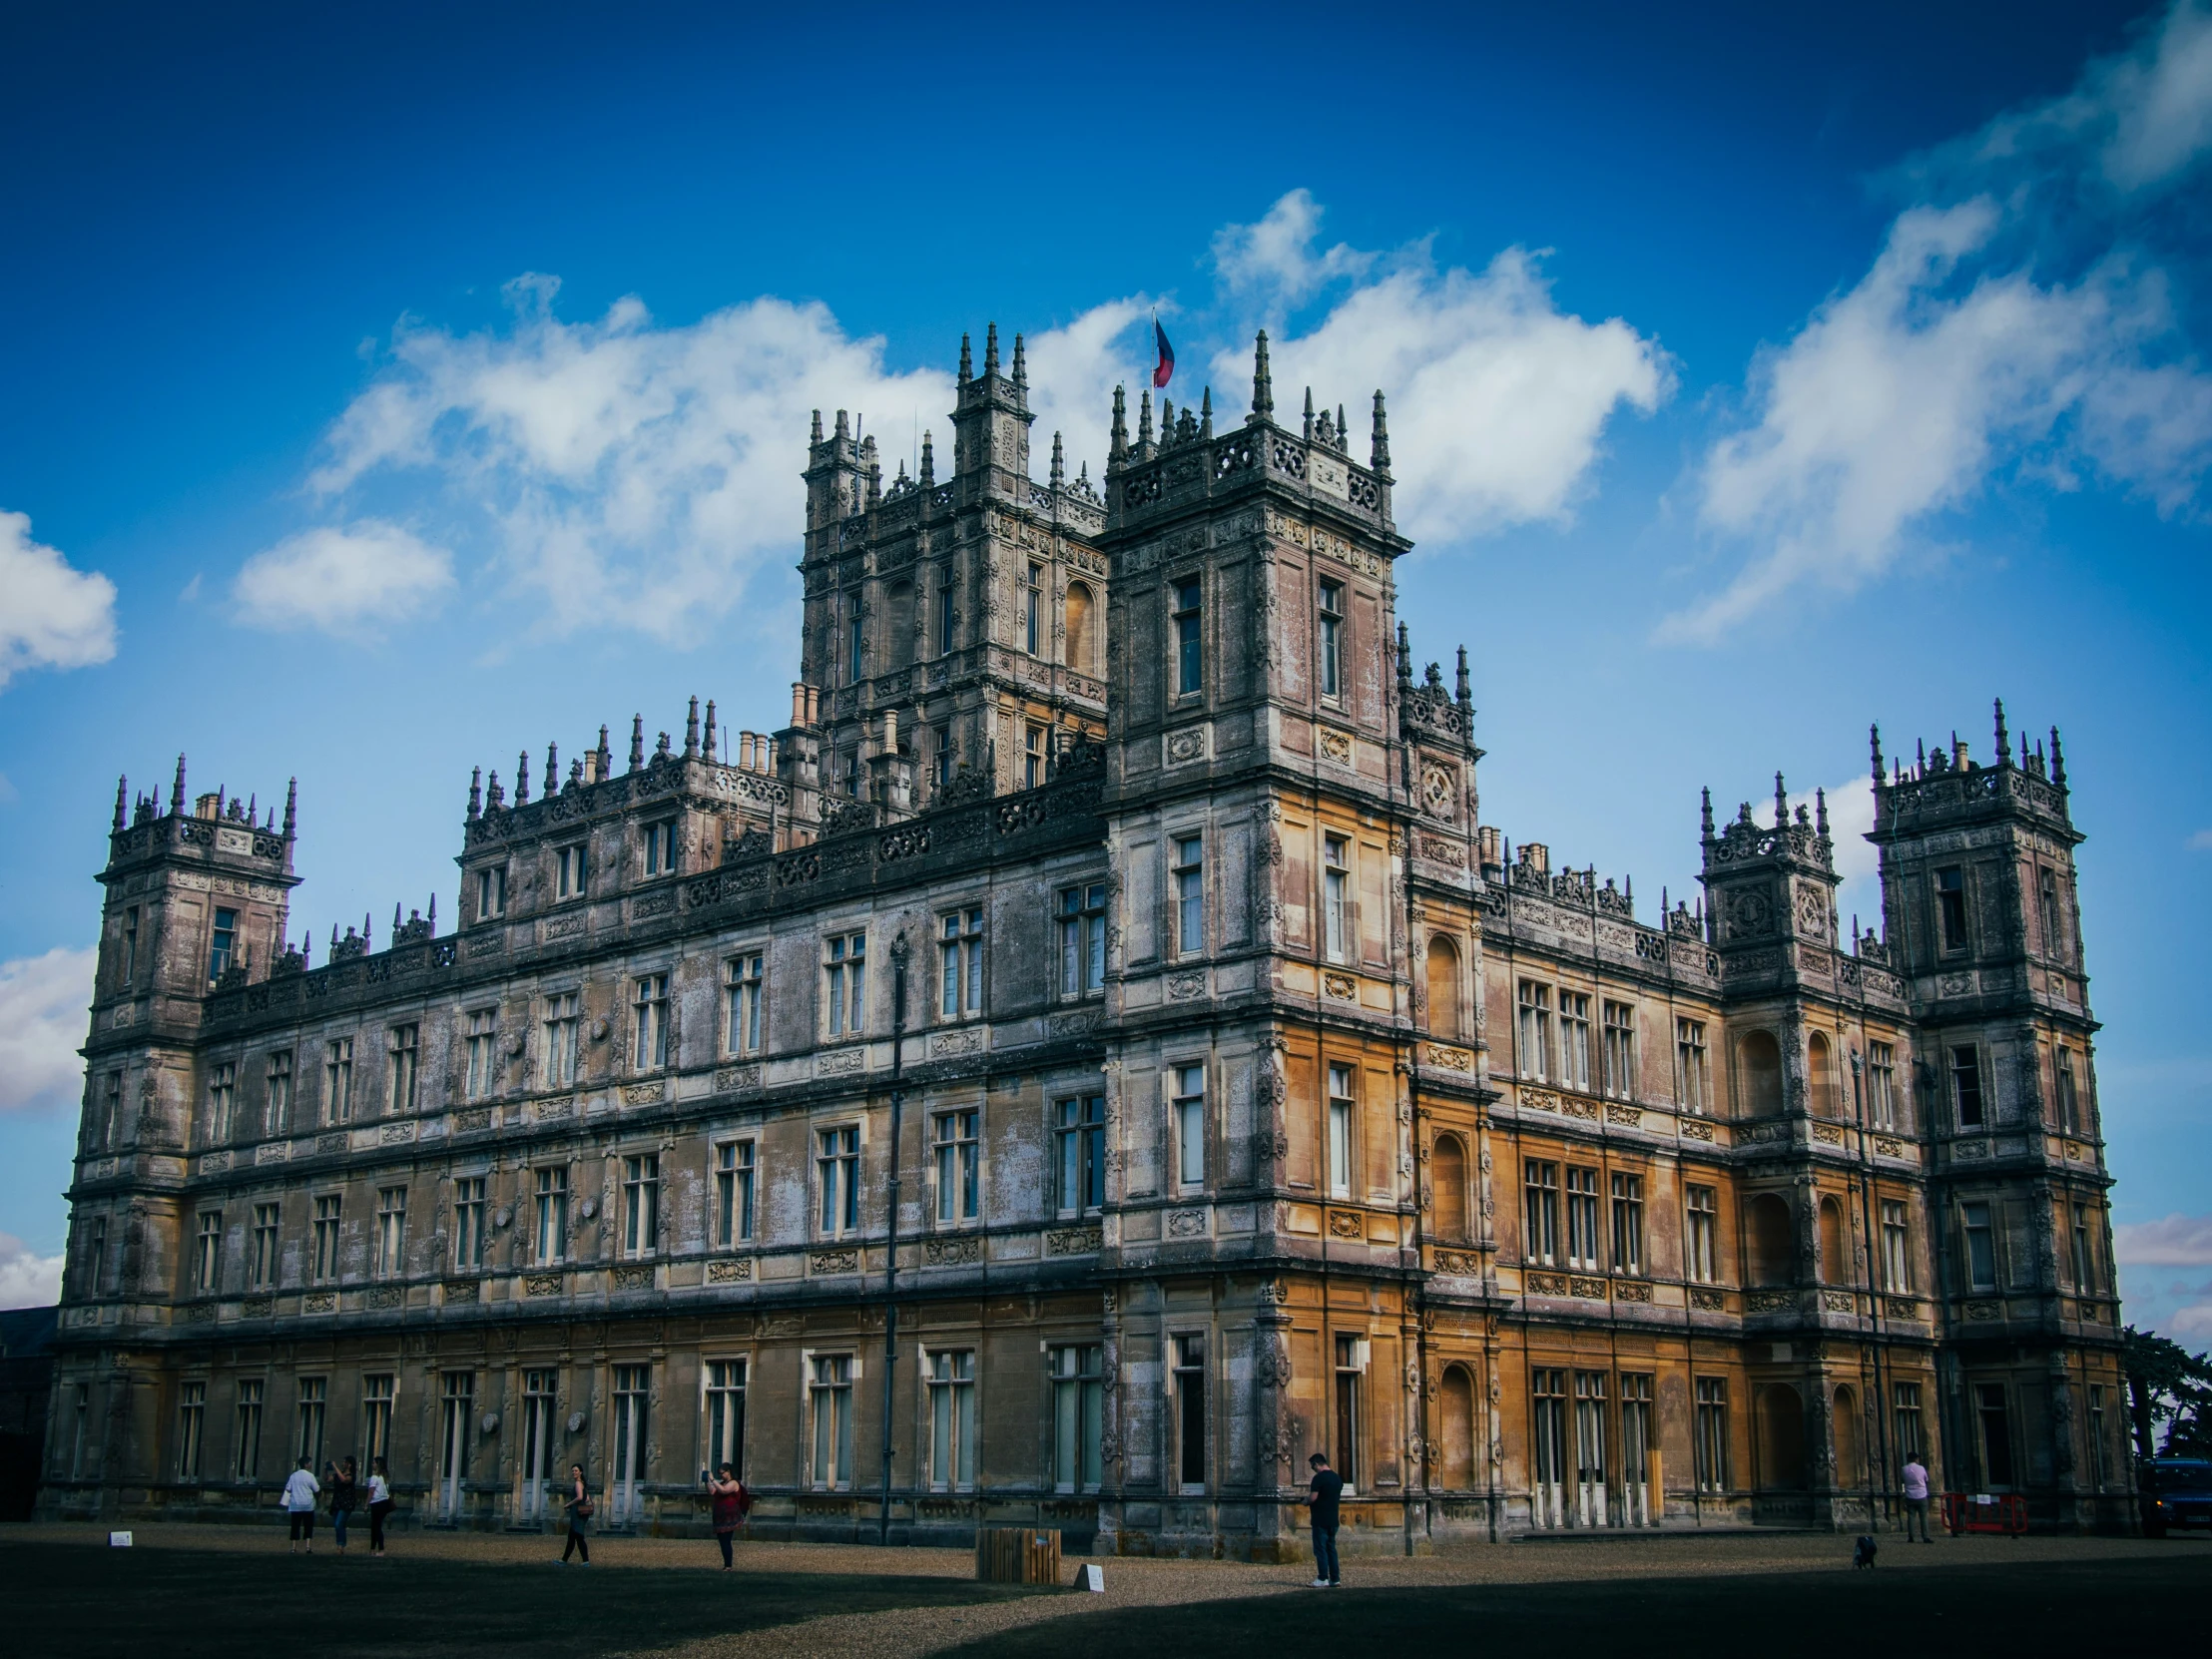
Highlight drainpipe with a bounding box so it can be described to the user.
[876,935,909,1544]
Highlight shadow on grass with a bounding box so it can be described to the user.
[948,1553,2212,1659]
[3,1541,1030,1659]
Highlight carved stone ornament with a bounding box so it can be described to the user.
[707,1259,753,1283]
[1318,728,1354,765]
[1328,1209,1364,1240]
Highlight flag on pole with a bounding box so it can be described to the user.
[1152,319,1174,389]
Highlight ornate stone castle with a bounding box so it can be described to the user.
[42,326,2131,1549]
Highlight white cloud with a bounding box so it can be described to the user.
[2188,829,2212,850]
[0,510,118,690]
[1212,189,1376,302]
[0,946,95,1115]
[1673,3,2212,642]
[1206,200,1669,546]
[304,278,960,647]
[233,521,454,633]
[0,1234,62,1310]
[2117,1212,2212,1266]
[295,277,1157,647]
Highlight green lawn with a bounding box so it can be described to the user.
[2,1541,1030,1659]
[948,1553,2212,1658]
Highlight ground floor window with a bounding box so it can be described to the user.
[1049,1346,1102,1492]
[1530,1368,1567,1527]
[706,1361,746,1478]
[177,1382,206,1479]
[233,1380,263,1480]
[811,1356,854,1488]
[1694,1378,1730,1494]
[926,1350,978,1490]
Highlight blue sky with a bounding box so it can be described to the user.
[3,1,2209,1334]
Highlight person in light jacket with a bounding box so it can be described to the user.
[281,1458,320,1554]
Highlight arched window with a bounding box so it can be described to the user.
[1432,1135,1468,1244]
[1818,1195,1846,1284]
[1747,1193,1795,1287]
[1833,1385,1862,1487]
[1740,1030,1783,1116]
[1424,935,1461,1040]
[1065,582,1097,676]
[1808,1031,1841,1119]
[884,581,915,671]
[1756,1384,1806,1489]
[1440,1366,1477,1489]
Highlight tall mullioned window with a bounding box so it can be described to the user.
[1056,1095,1105,1213]
[1950,1045,1983,1128]
[1050,1345,1103,1491]
[543,993,580,1089]
[1676,1019,1709,1114]
[1523,1160,1559,1267]
[250,1203,280,1289]
[1611,1172,1645,1275]
[725,953,765,1054]
[1517,983,1552,1082]
[206,1063,237,1144]
[826,933,866,1038]
[209,907,239,985]
[464,1010,498,1101]
[632,974,670,1070]
[194,1211,222,1293]
[819,1127,860,1236]
[642,820,679,877]
[1173,577,1203,696]
[1317,578,1343,699]
[622,1154,660,1257]
[1564,1167,1600,1269]
[535,1168,569,1264]
[715,1140,756,1245]
[1881,1200,1912,1292]
[1059,884,1106,997]
[1024,562,1044,656]
[1173,1064,1206,1190]
[1867,1041,1899,1129]
[475,863,507,921]
[323,1038,353,1125]
[1601,1001,1637,1099]
[453,1177,486,1271]
[374,1187,407,1279]
[311,1196,341,1282]
[1174,837,1205,956]
[1936,867,1967,952]
[1558,993,1591,1092]
[1686,1185,1719,1283]
[1326,1063,1356,1200]
[556,842,588,900]
[264,1052,292,1137]
[1323,835,1350,963]
[939,908,984,1020]
[386,1025,419,1116]
[934,1110,979,1224]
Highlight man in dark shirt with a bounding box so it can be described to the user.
[1307,1451,1345,1586]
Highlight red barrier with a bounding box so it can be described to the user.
[1940,1491,2027,1535]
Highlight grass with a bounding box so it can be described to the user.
[947,1552,2212,1658]
[1,1540,1031,1659]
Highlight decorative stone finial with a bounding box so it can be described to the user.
[703,701,717,763]
[629,715,645,772]
[1303,385,1315,440]
[112,775,127,831]
[919,430,934,487]
[1701,786,1715,837]
[1011,331,1026,390]
[171,754,187,815]
[984,322,999,375]
[1774,772,1789,828]
[1372,390,1391,473]
[685,696,700,759]
[1993,698,2009,768]
[1050,431,1065,489]
[544,743,559,797]
[811,409,824,443]
[515,750,531,805]
[1251,330,1274,422]
[1109,385,1128,464]
[958,331,972,383]
[467,767,482,821]
[1199,386,1213,439]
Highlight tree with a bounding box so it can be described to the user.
[2121,1326,2212,1460]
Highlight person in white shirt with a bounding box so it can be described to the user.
[367,1457,394,1557]
[1901,1453,1934,1542]
[281,1458,321,1554]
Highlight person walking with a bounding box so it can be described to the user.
[366,1457,394,1557]
[707,1463,749,1571]
[1902,1451,1934,1542]
[561,1464,594,1564]
[1306,1451,1345,1587]
[328,1456,358,1554]
[282,1457,320,1555]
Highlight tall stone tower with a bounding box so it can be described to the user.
[795,324,1110,814]
[1092,339,1471,1557]
[1869,707,2118,1526]
[62,763,301,1505]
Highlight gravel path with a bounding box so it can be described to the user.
[9,1522,2182,1659]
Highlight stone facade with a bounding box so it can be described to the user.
[40,330,2132,1551]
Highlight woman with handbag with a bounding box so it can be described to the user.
[561,1464,593,1563]
[366,1457,394,1557]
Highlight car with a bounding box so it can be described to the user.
[2140,1458,2212,1538]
